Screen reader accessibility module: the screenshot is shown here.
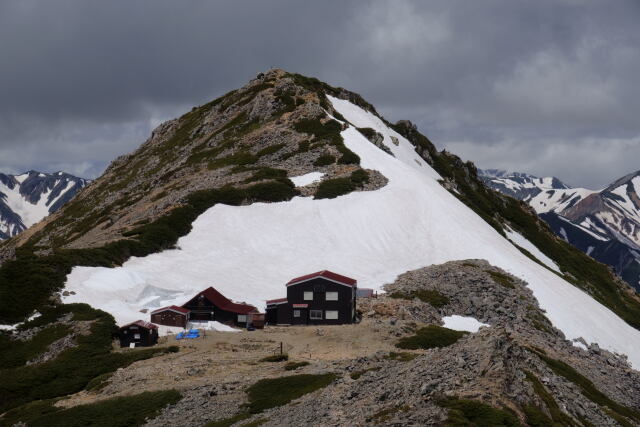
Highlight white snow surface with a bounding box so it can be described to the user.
[504,227,561,273]
[442,315,489,333]
[290,172,324,187]
[529,188,595,214]
[63,97,640,368]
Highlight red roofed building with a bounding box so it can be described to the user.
[151,305,191,328]
[181,287,259,327]
[118,320,159,347]
[266,270,357,326]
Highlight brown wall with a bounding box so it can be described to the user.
[151,310,188,328]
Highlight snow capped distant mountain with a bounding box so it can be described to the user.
[479,169,572,202]
[0,170,87,239]
[480,169,640,289]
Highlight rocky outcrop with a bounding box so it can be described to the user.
[142,261,640,426]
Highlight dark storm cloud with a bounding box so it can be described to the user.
[0,1,638,188]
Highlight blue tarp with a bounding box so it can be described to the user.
[176,330,200,340]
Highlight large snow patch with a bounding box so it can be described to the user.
[64,96,640,368]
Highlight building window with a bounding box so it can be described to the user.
[325,311,339,320]
[326,292,338,301]
[293,310,301,318]
[310,310,322,320]
[134,333,141,339]
[237,314,247,323]
[304,291,313,301]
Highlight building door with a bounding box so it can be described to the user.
[292,308,307,325]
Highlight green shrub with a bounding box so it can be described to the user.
[245,180,297,203]
[314,178,356,200]
[0,304,177,412]
[294,119,342,144]
[486,270,516,289]
[2,390,181,427]
[260,354,288,362]
[388,289,449,308]
[349,169,370,185]
[350,367,381,379]
[313,154,336,166]
[256,143,286,157]
[208,151,258,170]
[284,361,309,371]
[437,396,520,427]
[244,168,288,183]
[366,405,410,423]
[244,374,337,414]
[523,371,576,426]
[337,150,360,165]
[85,372,114,392]
[0,324,71,369]
[534,350,640,424]
[395,325,467,350]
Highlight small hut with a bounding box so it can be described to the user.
[118,320,159,348]
[150,305,190,328]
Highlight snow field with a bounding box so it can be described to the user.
[442,315,489,333]
[63,96,640,369]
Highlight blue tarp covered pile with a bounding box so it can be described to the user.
[176,329,200,340]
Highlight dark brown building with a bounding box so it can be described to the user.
[178,287,259,327]
[266,270,357,326]
[150,305,190,328]
[118,320,159,348]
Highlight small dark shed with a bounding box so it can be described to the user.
[150,305,190,328]
[118,320,159,348]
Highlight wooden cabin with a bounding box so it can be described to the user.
[118,320,158,348]
[181,287,258,327]
[266,270,357,326]
[150,305,190,328]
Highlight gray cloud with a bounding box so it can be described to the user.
[0,0,638,188]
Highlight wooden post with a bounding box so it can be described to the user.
[280,341,283,355]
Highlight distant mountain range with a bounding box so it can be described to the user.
[0,171,87,239]
[480,169,640,290]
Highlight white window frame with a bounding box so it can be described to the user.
[326,292,338,301]
[237,314,247,323]
[133,333,141,339]
[310,310,323,320]
[325,310,339,320]
[303,291,313,301]
[293,310,301,318]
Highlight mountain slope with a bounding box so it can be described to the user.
[3,69,640,425]
[0,171,87,239]
[482,170,640,289]
[53,90,640,368]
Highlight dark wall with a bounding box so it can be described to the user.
[285,278,355,325]
[118,325,158,348]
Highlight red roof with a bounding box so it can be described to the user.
[187,287,259,314]
[120,320,158,330]
[286,270,357,287]
[266,298,288,305]
[151,305,190,315]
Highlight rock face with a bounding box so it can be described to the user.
[0,170,87,239]
[480,169,640,291]
[141,261,640,426]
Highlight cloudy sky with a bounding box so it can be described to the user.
[1,1,638,188]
